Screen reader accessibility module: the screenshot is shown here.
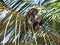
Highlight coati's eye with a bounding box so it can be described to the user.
[34,11,38,15]
[29,10,33,14]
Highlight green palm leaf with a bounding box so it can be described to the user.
[0,0,60,45]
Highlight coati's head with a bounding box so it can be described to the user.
[26,8,39,24]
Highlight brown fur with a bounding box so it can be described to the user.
[25,8,45,30]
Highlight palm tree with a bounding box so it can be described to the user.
[0,0,60,45]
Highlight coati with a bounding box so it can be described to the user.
[25,8,45,30]
[20,8,45,39]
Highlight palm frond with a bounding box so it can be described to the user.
[0,0,60,45]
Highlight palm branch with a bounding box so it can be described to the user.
[0,0,60,45]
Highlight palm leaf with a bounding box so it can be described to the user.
[0,0,60,45]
